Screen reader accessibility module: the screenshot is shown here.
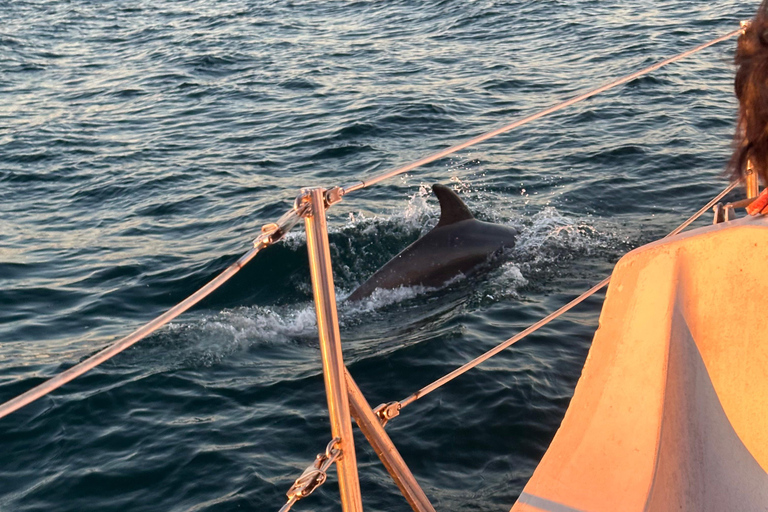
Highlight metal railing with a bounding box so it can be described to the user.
[0,24,750,512]
[279,176,743,512]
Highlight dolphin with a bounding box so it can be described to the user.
[347,184,518,301]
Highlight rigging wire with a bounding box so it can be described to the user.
[341,27,743,195]
[0,25,745,421]
[0,207,305,420]
[391,180,741,413]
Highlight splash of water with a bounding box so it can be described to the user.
[174,205,609,359]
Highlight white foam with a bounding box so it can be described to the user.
[278,187,610,303]
[164,186,618,367]
[513,207,603,262]
[337,284,432,315]
[500,261,528,288]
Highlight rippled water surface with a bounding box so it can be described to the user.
[0,1,754,511]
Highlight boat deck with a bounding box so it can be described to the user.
[513,215,768,512]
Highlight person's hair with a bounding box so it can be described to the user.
[730,1,768,184]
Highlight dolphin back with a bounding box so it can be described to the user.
[347,184,518,302]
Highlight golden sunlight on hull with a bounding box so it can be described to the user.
[512,215,768,512]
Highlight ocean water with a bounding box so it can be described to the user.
[0,1,754,511]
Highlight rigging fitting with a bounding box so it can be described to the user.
[373,401,402,428]
[279,438,343,512]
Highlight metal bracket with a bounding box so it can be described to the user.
[296,187,345,219]
[325,186,344,208]
[254,206,306,249]
[712,202,737,224]
[373,401,402,427]
[280,438,342,512]
[296,189,314,217]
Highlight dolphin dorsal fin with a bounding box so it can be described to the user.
[433,184,474,227]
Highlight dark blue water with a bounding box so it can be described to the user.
[0,1,753,510]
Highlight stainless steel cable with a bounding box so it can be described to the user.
[0,26,745,422]
[0,208,303,420]
[393,180,740,412]
[341,27,743,195]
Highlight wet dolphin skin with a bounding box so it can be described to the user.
[347,184,518,301]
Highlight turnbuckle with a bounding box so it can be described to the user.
[373,401,402,427]
[279,437,343,512]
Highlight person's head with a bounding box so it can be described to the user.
[731,1,768,184]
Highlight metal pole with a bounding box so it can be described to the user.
[345,370,436,512]
[746,159,760,199]
[303,188,364,512]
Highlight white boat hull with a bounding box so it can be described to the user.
[512,215,768,512]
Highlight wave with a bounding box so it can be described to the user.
[134,184,623,370]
